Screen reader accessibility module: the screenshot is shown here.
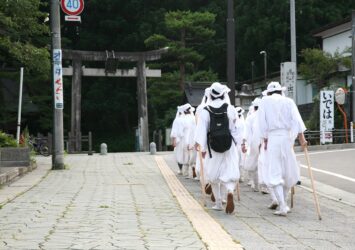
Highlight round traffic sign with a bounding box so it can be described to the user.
[61,0,84,16]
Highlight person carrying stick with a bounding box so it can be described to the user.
[194,82,240,214]
[257,82,307,216]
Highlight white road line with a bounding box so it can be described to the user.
[296,148,355,156]
[300,164,355,183]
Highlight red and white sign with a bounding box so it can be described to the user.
[61,0,84,16]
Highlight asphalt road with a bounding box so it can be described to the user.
[296,148,355,194]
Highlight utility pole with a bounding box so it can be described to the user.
[351,10,355,124]
[50,0,64,169]
[290,0,297,101]
[227,0,235,105]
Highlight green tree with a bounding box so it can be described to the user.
[145,10,216,91]
[299,48,350,91]
[0,0,49,74]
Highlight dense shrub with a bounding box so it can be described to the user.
[0,131,17,147]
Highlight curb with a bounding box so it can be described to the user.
[0,163,37,186]
[294,143,355,152]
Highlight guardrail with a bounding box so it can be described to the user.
[304,128,354,145]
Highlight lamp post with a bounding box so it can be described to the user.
[260,51,267,83]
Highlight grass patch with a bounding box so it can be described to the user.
[99,205,109,208]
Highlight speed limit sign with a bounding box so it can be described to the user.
[61,0,84,16]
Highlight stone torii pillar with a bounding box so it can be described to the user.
[62,47,168,152]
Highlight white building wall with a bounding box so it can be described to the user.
[296,79,313,105]
[323,30,351,56]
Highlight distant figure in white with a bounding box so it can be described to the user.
[242,98,262,192]
[194,87,211,181]
[171,104,195,176]
[235,107,246,182]
[257,82,307,216]
[195,82,240,214]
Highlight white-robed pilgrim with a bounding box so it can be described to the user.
[194,87,211,179]
[194,82,240,212]
[243,98,262,190]
[170,105,190,168]
[235,107,246,173]
[257,81,306,215]
[184,104,197,177]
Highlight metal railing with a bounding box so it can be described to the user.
[304,129,354,145]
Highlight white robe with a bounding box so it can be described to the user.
[194,99,240,184]
[257,94,306,188]
[170,115,189,165]
[244,111,261,171]
[195,105,205,174]
[235,115,246,169]
[185,113,197,166]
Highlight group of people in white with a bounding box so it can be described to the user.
[171,81,307,216]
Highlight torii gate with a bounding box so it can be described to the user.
[62,47,168,152]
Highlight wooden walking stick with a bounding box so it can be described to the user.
[236,182,241,201]
[290,186,295,208]
[197,145,207,207]
[304,146,322,220]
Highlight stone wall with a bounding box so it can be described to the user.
[0,147,30,167]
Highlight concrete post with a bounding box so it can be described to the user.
[351,122,354,143]
[150,142,157,155]
[100,143,107,155]
[50,0,64,169]
[227,0,236,105]
[290,0,297,101]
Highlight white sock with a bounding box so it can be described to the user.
[211,183,221,205]
[274,185,286,210]
[269,187,278,203]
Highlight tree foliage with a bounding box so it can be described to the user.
[0,0,49,74]
[145,10,216,91]
[299,48,351,90]
[2,0,355,151]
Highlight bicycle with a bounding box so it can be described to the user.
[28,137,50,156]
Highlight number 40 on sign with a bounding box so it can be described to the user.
[61,0,84,16]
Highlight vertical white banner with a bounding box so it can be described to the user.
[280,62,297,101]
[320,90,334,143]
[53,49,63,109]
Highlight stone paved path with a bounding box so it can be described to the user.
[0,154,206,250]
[163,153,355,250]
[2,152,355,249]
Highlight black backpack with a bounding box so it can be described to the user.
[204,103,233,158]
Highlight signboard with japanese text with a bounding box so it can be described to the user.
[280,62,296,101]
[53,49,63,109]
[320,90,334,143]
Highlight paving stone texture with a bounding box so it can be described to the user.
[1,152,355,250]
[0,154,205,250]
